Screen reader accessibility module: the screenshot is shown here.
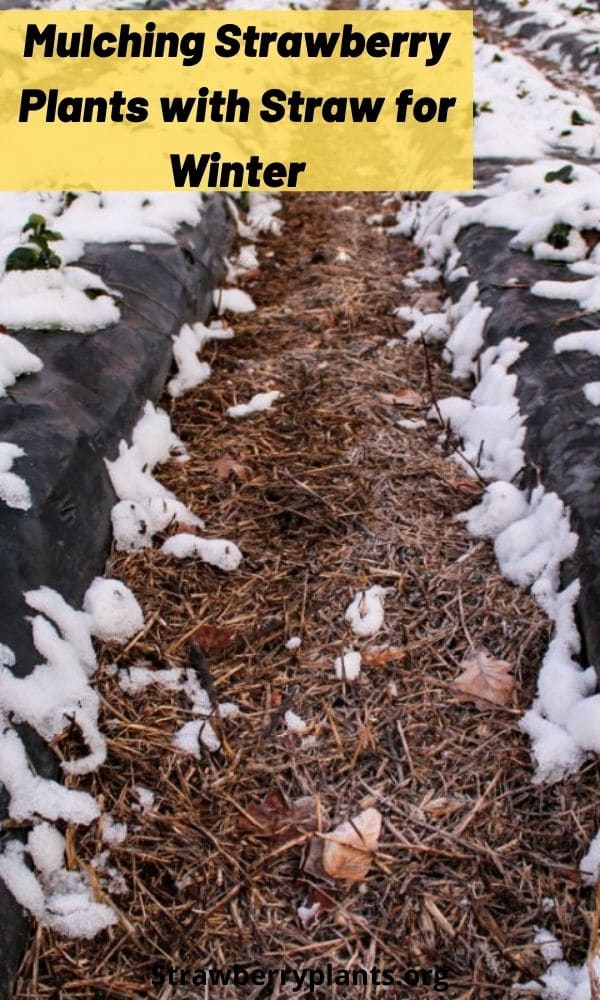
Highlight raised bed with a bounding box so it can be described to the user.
[441,177,600,676]
[0,194,234,998]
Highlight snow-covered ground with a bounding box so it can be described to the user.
[476,0,600,94]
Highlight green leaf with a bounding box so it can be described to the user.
[22,213,46,234]
[5,245,41,271]
[45,252,62,269]
[571,110,589,126]
[545,165,575,184]
[547,222,572,249]
[83,287,108,300]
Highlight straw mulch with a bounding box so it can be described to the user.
[14,192,600,999]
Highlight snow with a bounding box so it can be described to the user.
[239,192,284,237]
[0,724,99,823]
[458,482,530,539]
[472,39,600,160]
[174,718,221,754]
[555,330,600,357]
[493,489,577,590]
[26,585,96,674]
[444,301,492,380]
[535,929,564,964]
[0,841,46,920]
[297,901,321,928]
[517,938,590,999]
[132,786,155,814]
[0,334,43,396]
[334,649,362,682]
[477,0,600,93]
[168,320,234,399]
[0,443,32,510]
[132,400,186,468]
[107,401,215,555]
[101,815,128,846]
[284,709,307,733]
[580,827,600,886]
[106,402,186,503]
[226,243,259,282]
[406,265,441,285]
[28,823,66,879]
[111,497,204,553]
[118,663,239,755]
[584,382,600,405]
[83,578,144,644]
[396,418,426,431]
[286,636,302,651]
[161,534,243,571]
[0,577,142,801]
[56,192,204,245]
[213,287,256,315]
[0,267,120,333]
[345,587,386,638]
[395,305,450,345]
[226,390,283,419]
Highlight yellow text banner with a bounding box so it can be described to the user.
[0,9,473,191]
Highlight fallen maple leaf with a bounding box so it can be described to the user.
[362,645,406,667]
[378,389,423,408]
[237,792,319,846]
[322,807,382,882]
[451,648,514,709]
[211,454,250,482]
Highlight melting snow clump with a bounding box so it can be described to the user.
[227,390,283,419]
[84,578,144,643]
[0,443,32,510]
[334,649,362,681]
[345,587,386,637]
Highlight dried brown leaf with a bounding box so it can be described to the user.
[322,808,382,882]
[300,835,326,879]
[445,476,484,498]
[378,388,423,408]
[237,268,261,283]
[212,454,250,482]
[190,624,236,656]
[452,648,514,709]
[237,793,318,846]
[362,645,407,667]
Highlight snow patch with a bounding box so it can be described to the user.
[226,390,282,419]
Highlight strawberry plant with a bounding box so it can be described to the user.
[5,214,62,272]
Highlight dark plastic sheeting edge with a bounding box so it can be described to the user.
[441,184,600,678]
